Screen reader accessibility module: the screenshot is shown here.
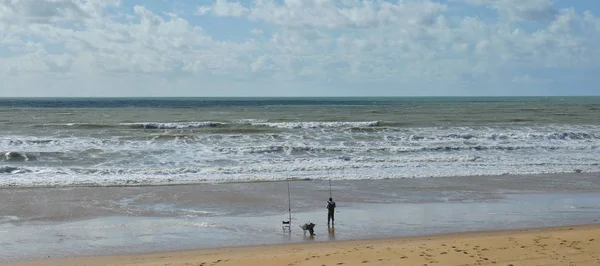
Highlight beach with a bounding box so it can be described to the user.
[2,173,600,264]
[1,97,600,264]
[5,224,600,266]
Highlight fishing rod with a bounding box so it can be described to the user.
[287,179,291,226]
[329,179,332,198]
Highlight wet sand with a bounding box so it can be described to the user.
[6,224,600,266]
[1,173,600,263]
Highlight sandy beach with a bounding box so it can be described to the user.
[2,175,600,264]
[5,224,599,266]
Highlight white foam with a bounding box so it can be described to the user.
[251,121,381,128]
[2,124,600,187]
[121,122,224,129]
[0,216,20,224]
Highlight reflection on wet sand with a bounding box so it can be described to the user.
[328,225,335,240]
[2,174,600,263]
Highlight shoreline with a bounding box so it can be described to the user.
[6,223,600,266]
[1,171,598,190]
[2,174,600,263]
[0,176,317,189]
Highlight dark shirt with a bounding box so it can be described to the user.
[327,200,336,212]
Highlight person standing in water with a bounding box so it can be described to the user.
[327,197,336,226]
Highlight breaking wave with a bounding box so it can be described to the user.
[33,121,382,130]
[2,121,600,187]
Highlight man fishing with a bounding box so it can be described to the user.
[327,197,336,226]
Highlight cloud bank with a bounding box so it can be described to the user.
[0,0,598,97]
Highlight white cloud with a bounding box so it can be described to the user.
[250,28,263,35]
[496,0,557,22]
[195,6,211,16]
[196,0,249,17]
[0,0,87,25]
[0,0,599,97]
[213,0,248,17]
[249,0,448,29]
[197,0,448,29]
[452,0,557,22]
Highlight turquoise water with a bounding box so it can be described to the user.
[1,97,599,187]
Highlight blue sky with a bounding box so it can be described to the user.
[0,0,599,97]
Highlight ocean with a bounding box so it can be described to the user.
[1,97,599,187]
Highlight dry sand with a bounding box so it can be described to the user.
[5,224,600,266]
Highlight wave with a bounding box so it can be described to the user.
[0,166,31,174]
[250,121,381,129]
[35,122,225,129]
[442,132,599,141]
[1,152,36,162]
[37,123,117,129]
[5,139,55,145]
[0,216,20,224]
[28,122,600,140]
[1,161,598,188]
[122,122,225,129]
[32,121,382,130]
[0,141,595,167]
[1,158,595,177]
[212,143,597,155]
[202,127,283,134]
[149,134,197,140]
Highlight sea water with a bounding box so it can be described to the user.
[1,97,599,187]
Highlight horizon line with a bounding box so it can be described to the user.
[1,95,599,99]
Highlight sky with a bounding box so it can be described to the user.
[0,0,599,97]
